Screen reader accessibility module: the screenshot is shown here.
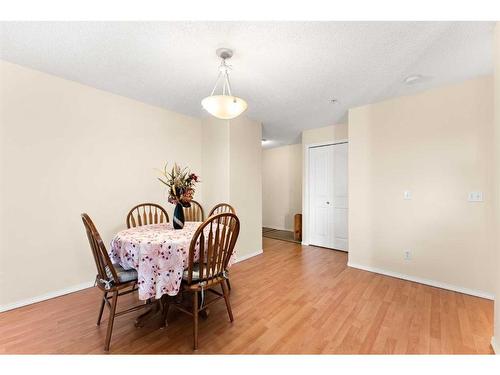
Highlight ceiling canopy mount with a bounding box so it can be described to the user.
[216,48,233,60]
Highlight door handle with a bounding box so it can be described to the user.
[326,201,330,205]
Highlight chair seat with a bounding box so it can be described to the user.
[183,263,201,281]
[105,264,138,284]
[183,263,222,281]
[115,264,138,283]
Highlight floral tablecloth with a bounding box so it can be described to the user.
[109,222,205,300]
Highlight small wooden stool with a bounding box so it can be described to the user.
[294,214,302,241]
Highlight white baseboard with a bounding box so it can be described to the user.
[347,262,494,300]
[0,280,95,313]
[235,249,263,263]
[492,337,498,354]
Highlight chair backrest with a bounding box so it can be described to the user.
[183,200,205,222]
[126,203,169,228]
[208,203,236,217]
[185,213,240,285]
[81,213,118,287]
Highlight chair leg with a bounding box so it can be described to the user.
[193,291,199,350]
[226,278,232,291]
[97,292,108,326]
[221,279,234,322]
[104,291,118,352]
[198,293,209,320]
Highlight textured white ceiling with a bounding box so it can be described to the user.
[0,22,495,147]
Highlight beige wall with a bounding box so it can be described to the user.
[201,117,230,211]
[201,116,263,260]
[230,116,263,258]
[493,22,500,353]
[0,61,203,309]
[348,76,495,297]
[302,123,348,145]
[262,144,302,230]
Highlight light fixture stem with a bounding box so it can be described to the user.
[223,69,227,95]
[209,56,234,97]
[210,70,223,96]
[225,71,232,96]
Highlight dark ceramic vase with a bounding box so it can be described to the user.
[173,202,185,229]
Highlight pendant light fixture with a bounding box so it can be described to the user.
[201,48,248,120]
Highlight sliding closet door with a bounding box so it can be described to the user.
[309,145,334,248]
[332,142,348,250]
[309,143,348,251]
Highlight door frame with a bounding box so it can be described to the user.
[302,139,348,248]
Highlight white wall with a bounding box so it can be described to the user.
[262,144,302,231]
[0,61,202,309]
[348,76,495,298]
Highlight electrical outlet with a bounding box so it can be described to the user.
[404,250,412,261]
[404,191,412,200]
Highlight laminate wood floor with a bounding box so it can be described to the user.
[0,238,494,354]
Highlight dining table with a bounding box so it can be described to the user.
[109,221,234,327]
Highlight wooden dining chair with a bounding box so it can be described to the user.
[183,200,205,222]
[208,202,235,217]
[169,212,240,350]
[126,203,169,228]
[82,213,150,351]
[207,203,237,290]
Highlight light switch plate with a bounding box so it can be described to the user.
[468,192,483,202]
[403,191,412,200]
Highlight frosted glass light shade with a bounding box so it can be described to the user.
[201,95,248,120]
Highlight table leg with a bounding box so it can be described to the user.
[135,296,173,329]
[160,295,170,329]
[134,299,157,328]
